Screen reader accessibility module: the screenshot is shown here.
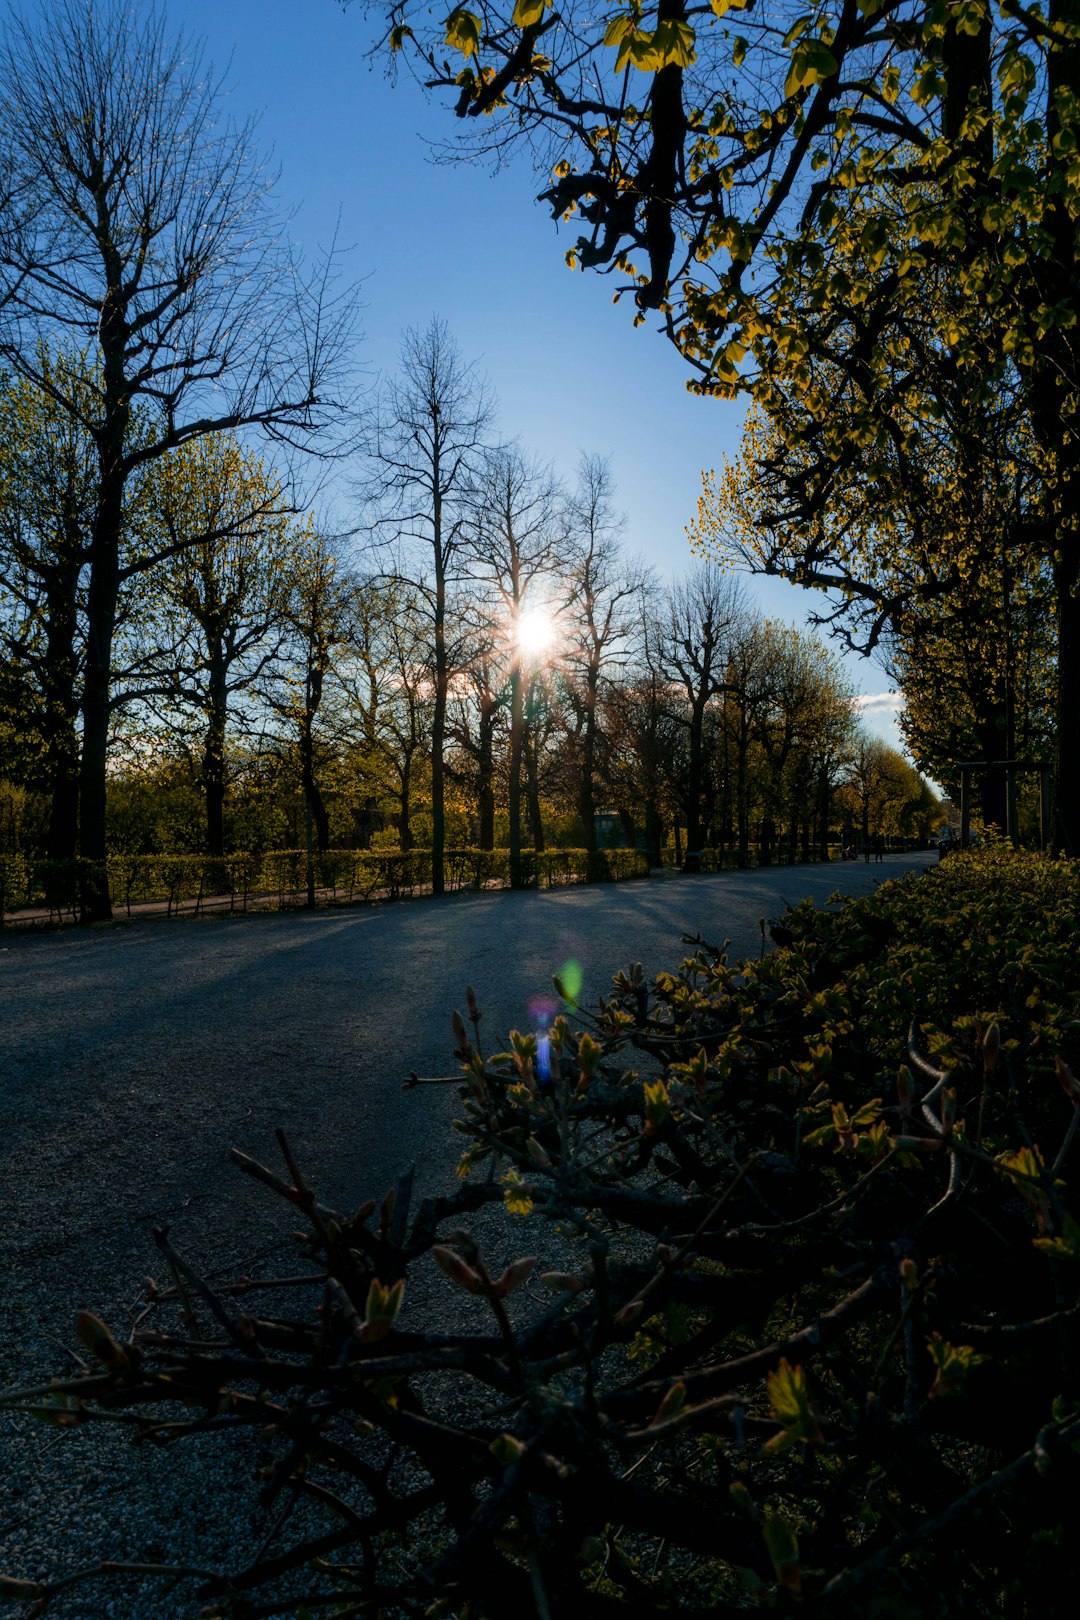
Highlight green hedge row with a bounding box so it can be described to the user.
[0,846,651,922]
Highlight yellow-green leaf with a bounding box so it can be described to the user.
[445,7,481,57]
[784,39,839,99]
[651,19,697,69]
[512,0,547,27]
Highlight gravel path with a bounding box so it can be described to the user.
[0,854,934,1614]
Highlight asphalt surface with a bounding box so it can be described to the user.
[0,853,935,1351]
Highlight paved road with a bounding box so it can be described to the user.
[0,853,934,1358]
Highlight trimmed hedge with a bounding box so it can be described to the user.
[4,847,1080,1615]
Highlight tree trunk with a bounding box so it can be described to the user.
[79,460,126,921]
[685,695,708,852]
[645,804,663,868]
[78,298,132,921]
[1028,3,1080,854]
[577,668,599,852]
[203,650,228,859]
[525,726,544,852]
[477,708,496,850]
[431,491,447,896]
[508,663,524,886]
[43,555,82,871]
[1052,543,1080,855]
[398,764,413,852]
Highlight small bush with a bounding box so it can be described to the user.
[4,848,1080,1616]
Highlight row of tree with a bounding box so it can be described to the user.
[0,3,944,912]
[1,324,937,879]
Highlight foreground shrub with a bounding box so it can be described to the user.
[3,848,1080,1616]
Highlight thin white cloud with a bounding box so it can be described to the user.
[854,692,903,714]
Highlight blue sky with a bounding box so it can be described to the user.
[26,0,907,744]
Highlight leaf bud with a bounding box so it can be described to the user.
[1056,1056,1080,1104]
[491,1256,537,1298]
[897,1065,915,1114]
[982,1022,1000,1075]
[577,1032,602,1082]
[76,1310,129,1373]
[431,1245,482,1294]
[526,1135,553,1169]
[643,1078,670,1131]
[651,1380,686,1426]
[489,1432,526,1465]
[539,1270,586,1293]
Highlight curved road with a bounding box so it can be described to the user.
[0,854,933,1343]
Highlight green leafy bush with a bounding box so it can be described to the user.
[4,848,1080,1616]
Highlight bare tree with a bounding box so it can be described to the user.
[464,446,565,886]
[657,567,747,859]
[563,455,649,855]
[273,533,356,875]
[445,589,508,850]
[0,0,357,917]
[360,319,493,894]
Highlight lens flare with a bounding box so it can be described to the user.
[529,996,557,1086]
[556,959,583,1006]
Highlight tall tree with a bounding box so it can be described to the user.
[656,566,746,857]
[138,439,297,859]
[273,533,355,864]
[562,455,648,855]
[0,364,95,867]
[0,0,355,916]
[361,319,493,895]
[446,591,508,850]
[464,445,565,885]
[691,223,1052,832]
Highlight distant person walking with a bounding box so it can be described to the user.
[874,835,885,862]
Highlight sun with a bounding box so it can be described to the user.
[515,605,556,663]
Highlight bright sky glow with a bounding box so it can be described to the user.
[515,606,556,665]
